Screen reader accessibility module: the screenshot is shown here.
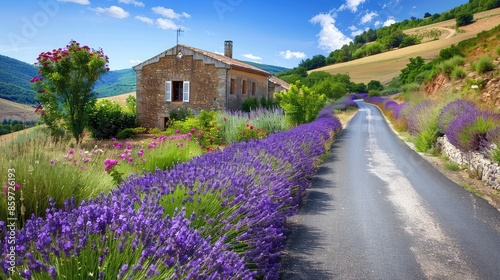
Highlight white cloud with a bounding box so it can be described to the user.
[129,59,142,64]
[118,0,144,7]
[156,18,179,30]
[135,15,153,25]
[91,6,129,18]
[310,13,352,52]
[383,17,397,26]
[348,25,357,31]
[361,12,378,24]
[351,29,363,37]
[339,0,366,12]
[279,50,306,59]
[152,7,190,20]
[242,54,262,61]
[206,31,215,36]
[57,0,90,4]
[374,20,382,27]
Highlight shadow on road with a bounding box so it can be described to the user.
[279,134,348,279]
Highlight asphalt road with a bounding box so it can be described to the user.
[280,101,500,279]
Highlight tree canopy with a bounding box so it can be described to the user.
[32,40,109,143]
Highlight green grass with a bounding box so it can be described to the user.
[0,127,204,226]
[444,161,461,171]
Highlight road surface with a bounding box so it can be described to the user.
[280,101,500,279]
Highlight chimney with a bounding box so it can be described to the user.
[224,40,233,58]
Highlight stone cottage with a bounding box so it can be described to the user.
[133,41,289,129]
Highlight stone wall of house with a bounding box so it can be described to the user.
[436,136,500,189]
[227,69,269,111]
[136,54,224,129]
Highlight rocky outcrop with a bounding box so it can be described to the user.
[436,136,500,189]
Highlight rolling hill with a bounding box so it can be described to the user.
[312,8,500,85]
[0,55,289,104]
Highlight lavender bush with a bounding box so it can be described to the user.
[437,100,478,134]
[445,110,498,152]
[1,113,342,279]
[392,102,408,120]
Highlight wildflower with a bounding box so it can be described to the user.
[224,117,227,121]
[82,157,91,163]
[103,159,119,172]
[50,159,55,167]
[176,129,181,134]
[249,125,254,130]
[111,138,117,141]
[127,157,133,163]
[68,149,74,155]
[137,149,144,157]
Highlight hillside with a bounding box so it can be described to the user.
[0,97,39,123]
[94,68,136,98]
[313,8,500,85]
[240,61,289,75]
[0,55,38,104]
[0,54,288,102]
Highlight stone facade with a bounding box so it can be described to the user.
[134,43,274,129]
[436,136,500,189]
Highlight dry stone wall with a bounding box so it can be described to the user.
[436,136,500,189]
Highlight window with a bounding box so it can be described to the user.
[251,82,256,96]
[230,79,236,94]
[242,80,247,94]
[166,81,190,102]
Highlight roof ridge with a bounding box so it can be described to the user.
[179,44,270,76]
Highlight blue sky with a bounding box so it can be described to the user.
[1,0,468,70]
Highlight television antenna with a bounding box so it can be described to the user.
[176,28,184,59]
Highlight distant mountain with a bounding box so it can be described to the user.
[240,61,289,75]
[0,55,37,104]
[0,55,289,103]
[94,68,136,98]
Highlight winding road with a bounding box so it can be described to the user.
[280,101,500,279]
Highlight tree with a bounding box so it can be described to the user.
[456,12,474,27]
[367,80,384,91]
[275,82,326,126]
[424,12,432,18]
[31,40,109,143]
[399,56,426,84]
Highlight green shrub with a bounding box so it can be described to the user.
[368,90,381,97]
[88,99,136,139]
[169,107,193,121]
[241,98,259,112]
[402,83,421,93]
[116,128,135,139]
[451,66,466,79]
[475,56,495,74]
[414,123,440,152]
[444,161,461,171]
[275,82,327,126]
[456,12,474,27]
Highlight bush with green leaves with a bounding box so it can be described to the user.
[167,110,222,148]
[275,82,327,126]
[241,97,259,112]
[475,56,495,74]
[456,12,474,27]
[88,99,136,140]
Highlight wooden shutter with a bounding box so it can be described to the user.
[183,81,190,102]
[165,81,172,102]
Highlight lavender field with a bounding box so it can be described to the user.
[0,107,342,279]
